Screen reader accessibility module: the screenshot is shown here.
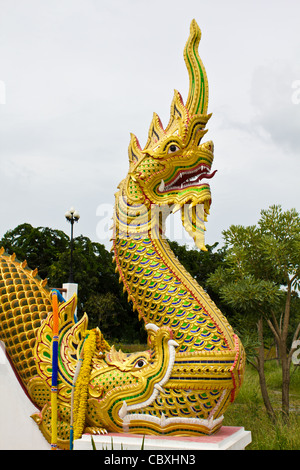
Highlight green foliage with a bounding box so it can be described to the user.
[84,292,120,332]
[221,205,300,288]
[224,363,300,450]
[208,270,283,315]
[207,205,300,341]
[91,435,96,450]
[207,205,300,419]
[47,235,119,315]
[259,205,300,289]
[0,223,145,343]
[0,223,69,280]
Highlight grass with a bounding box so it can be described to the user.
[223,362,300,450]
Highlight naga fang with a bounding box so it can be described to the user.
[0,20,245,449]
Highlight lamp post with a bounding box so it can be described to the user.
[65,207,80,283]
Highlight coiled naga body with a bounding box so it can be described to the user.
[0,20,245,449]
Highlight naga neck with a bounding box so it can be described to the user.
[112,183,235,353]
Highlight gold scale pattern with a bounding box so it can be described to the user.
[114,234,230,353]
[136,387,229,421]
[0,248,52,388]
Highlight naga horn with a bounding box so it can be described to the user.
[184,19,209,116]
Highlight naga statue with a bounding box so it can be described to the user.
[0,20,245,449]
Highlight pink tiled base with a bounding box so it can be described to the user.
[74,426,252,450]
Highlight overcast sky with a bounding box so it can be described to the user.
[0,0,299,252]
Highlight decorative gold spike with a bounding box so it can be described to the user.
[165,90,189,136]
[128,133,143,168]
[196,129,209,142]
[204,200,210,214]
[144,112,166,150]
[184,19,208,116]
[21,260,27,268]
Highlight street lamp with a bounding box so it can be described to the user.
[65,207,80,283]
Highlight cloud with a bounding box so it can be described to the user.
[249,60,300,153]
[1,0,300,253]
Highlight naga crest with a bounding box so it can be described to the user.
[116,19,216,250]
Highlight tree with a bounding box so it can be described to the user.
[0,224,146,343]
[84,292,121,336]
[0,223,69,280]
[207,205,300,421]
[47,235,146,341]
[48,235,118,311]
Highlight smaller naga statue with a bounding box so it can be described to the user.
[0,20,245,449]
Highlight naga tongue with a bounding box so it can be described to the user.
[175,168,217,189]
[189,169,217,185]
[198,169,217,181]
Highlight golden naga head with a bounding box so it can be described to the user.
[120,20,216,251]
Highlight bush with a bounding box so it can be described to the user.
[223,363,300,450]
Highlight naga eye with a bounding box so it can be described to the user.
[135,359,147,368]
[168,144,180,154]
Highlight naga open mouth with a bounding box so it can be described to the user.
[158,164,217,193]
[118,323,178,427]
